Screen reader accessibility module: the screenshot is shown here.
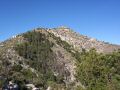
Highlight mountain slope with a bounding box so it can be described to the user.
[0,27,120,90]
[0,29,80,89]
[48,27,120,53]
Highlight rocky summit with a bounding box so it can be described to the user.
[48,26,120,53]
[0,27,120,90]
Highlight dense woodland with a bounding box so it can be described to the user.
[0,30,120,90]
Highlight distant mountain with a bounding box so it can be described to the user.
[0,27,120,90]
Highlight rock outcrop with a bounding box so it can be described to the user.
[48,27,120,53]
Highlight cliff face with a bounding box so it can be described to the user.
[0,27,120,89]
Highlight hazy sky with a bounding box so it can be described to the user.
[0,0,120,44]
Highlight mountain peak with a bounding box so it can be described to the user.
[0,28,120,90]
[48,27,120,53]
[57,26,69,29]
[54,26,71,32]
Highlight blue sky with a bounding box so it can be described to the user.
[0,0,120,44]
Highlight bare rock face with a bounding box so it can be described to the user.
[48,27,120,53]
[51,44,76,83]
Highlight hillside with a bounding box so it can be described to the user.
[48,26,120,53]
[0,27,120,90]
[0,29,79,90]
